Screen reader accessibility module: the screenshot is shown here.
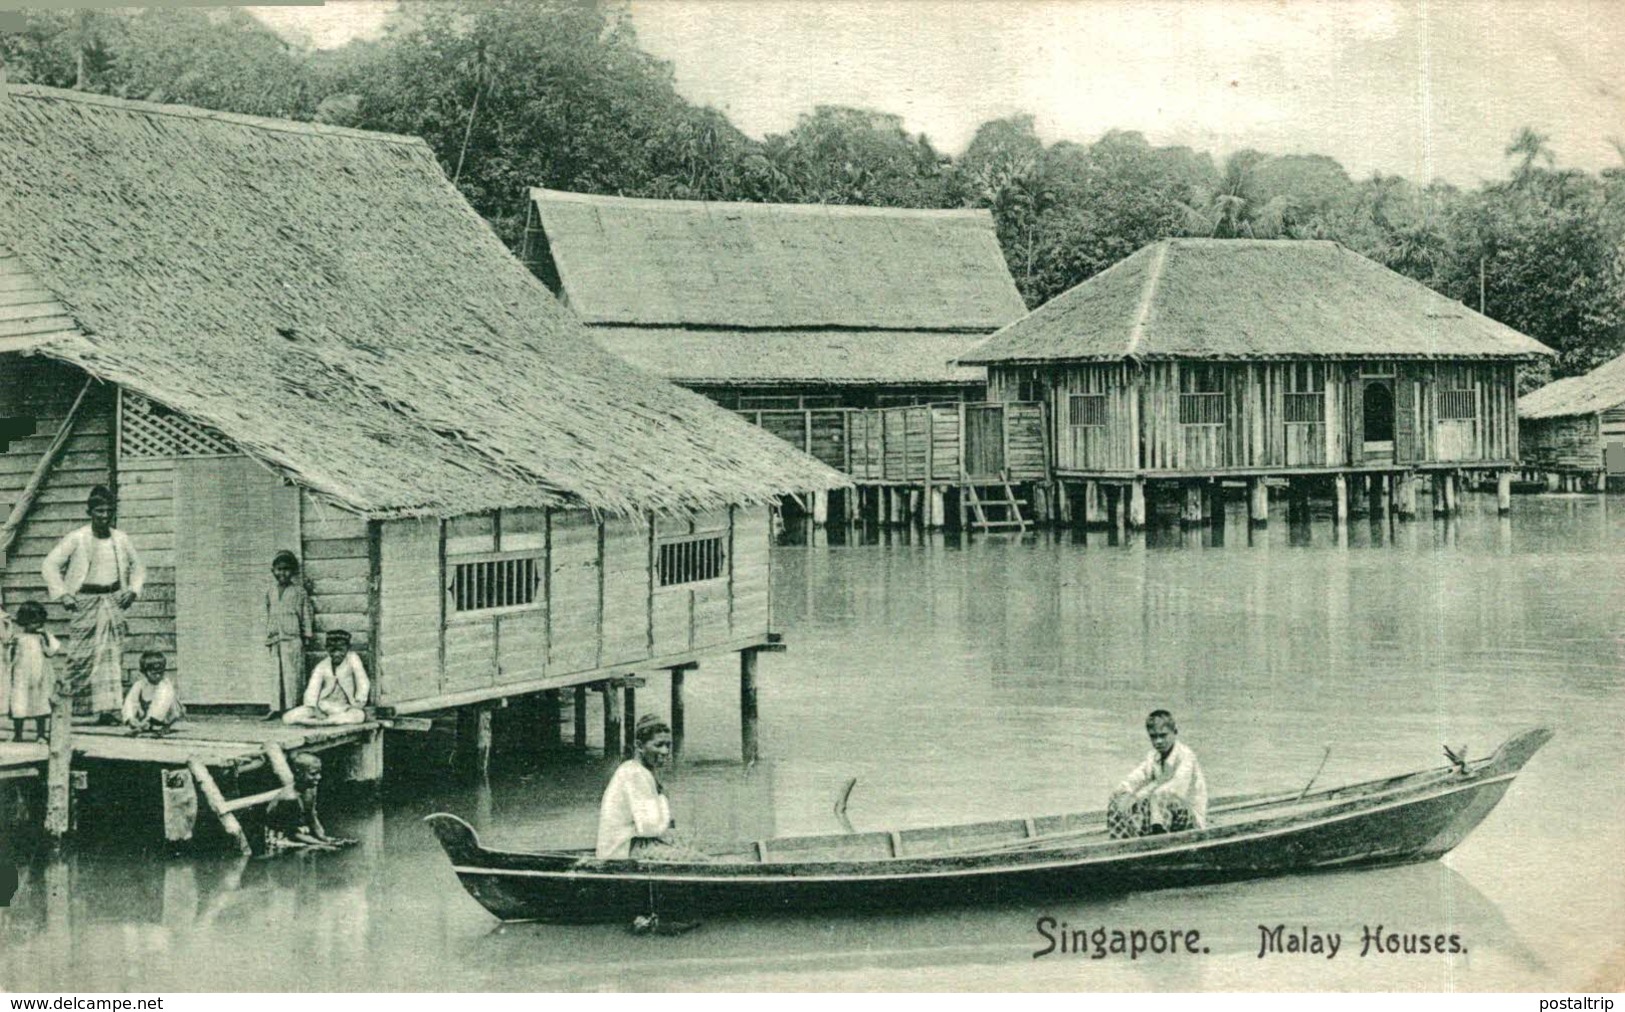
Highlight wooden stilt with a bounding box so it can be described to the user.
[188,759,251,856]
[540,690,562,752]
[927,487,946,528]
[574,686,589,748]
[1395,473,1418,519]
[811,491,829,527]
[1080,481,1101,526]
[1333,474,1349,525]
[601,682,622,758]
[623,681,638,756]
[1128,479,1147,529]
[1443,472,1459,514]
[740,648,760,764]
[1497,471,1513,514]
[1376,474,1393,515]
[669,664,690,759]
[957,485,968,531]
[1248,477,1269,525]
[44,688,71,841]
[1181,481,1204,527]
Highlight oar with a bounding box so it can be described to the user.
[834,777,857,833]
[1296,746,1332,802]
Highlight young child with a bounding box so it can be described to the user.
[8,601,61,742]
[122,650,185,735]
[281,630,369,726]
[261,753,355,853]
[265,550,315,718]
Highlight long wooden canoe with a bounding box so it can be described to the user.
[425,727,1551,923]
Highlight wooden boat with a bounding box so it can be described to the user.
[425,727,1551,923]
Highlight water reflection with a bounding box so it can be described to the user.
[0,492,1620,991]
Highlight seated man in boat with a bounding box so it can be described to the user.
[1107,709,1208,838]
[596,714,708,862]
[121,650,184,735]
[282,630,369,726]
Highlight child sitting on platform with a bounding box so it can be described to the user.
[282,630,369,726]
[122,650,184,735]
[8,601,61,742]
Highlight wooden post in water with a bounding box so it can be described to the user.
[622,681,638,756]
[669,664,691,759]
[540,690,562,752]
[601,682,622,758]
[740,648,760,764]
[1128,479,1147,529]
[1443,472,1459,514]
[1497,471,1513,514]
[44,689,71,841]
[455,707,493,776]
[1376,474,1393,516]
[1333,474,1349,525]
[573,686,589,748]
[1181,482,1204,527]
[810,491,828,527]
[1080,481,1101,526]
[927,487,946,529]
[1248,477,1269,525]
[1395,473,1418,519]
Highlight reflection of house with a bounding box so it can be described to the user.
[522,189,1028,473]
[1519,352,1625,490]
[0,87,840,720]
[960,240,1553,525]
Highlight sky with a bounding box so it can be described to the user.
[246,0,1625,186]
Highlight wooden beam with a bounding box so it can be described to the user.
[740,648,759,765]
[188,759,251,856]
[0,376,94,563]
[43,689,71,840]
[1497,471,1513,514]
[601,682,622,759]
[573,685,588,748]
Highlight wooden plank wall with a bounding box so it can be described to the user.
[845,401,1045,482]
[1602,408,1625,473]
[0,360,127,666]
[0,250,80,347]
[1520,414,1600,471]
[374,504,776,708]
[1004,403,1048,479]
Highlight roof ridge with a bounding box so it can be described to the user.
[531,187,995,223]
[1125,241,1171,359]
[4,84,427,148]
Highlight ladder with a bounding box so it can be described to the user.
[962,481,1029,533]
[188,743,299,855]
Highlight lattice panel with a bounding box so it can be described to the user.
[119,391,238,458]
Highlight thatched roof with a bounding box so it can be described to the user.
[529,188,1027,331]
[0,86,845,518]
[593,328,984,386]
[1520,352,1625,420]
[960,239,1554,364]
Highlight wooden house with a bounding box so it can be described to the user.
[0,86,842,733]
[521,190,1030,475]
[959,239,1554,525]
[1519,352,1625,490]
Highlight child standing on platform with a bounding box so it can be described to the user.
[9,601,61,742]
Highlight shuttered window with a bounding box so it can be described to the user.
[1068,394,1107,427]
[1438,389,1477,421]
[450,554,541,613]
[658,535,726,587]
[1283,392,1325,424]
[1179,393,1226,425]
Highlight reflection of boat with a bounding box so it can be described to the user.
[426,728,1551,924]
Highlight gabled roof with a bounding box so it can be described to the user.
[1520,352,1625,419]
[529,188,1028,331]
[592,328,984,386]
[959,239,1554,364]
[0,86,845,518]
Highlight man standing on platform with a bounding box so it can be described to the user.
[42,485,145,723]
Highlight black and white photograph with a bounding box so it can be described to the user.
[0,0,1621,995]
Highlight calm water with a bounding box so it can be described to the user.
[2,492,1622,991]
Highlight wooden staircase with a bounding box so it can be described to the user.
[962,481,1029,533]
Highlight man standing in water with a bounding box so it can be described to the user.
[1108,709,1208,837]
[42,486,145,722]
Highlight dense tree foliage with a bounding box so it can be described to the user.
[2,2,1621,376]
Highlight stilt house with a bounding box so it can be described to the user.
[959,239,1553,522]
[0,86,843,714]
[1518,352,1625,488]
[521,190,1029,472]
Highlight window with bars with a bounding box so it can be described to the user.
[1068,393,1107,427]
[1283,392,1325,424]
[658,535,726,587]
[1437,389,1477,421]
[1179,393,1227,425]
[450,554,541,613]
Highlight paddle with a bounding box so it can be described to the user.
[1296,746,1332,801]
[833,777,857,833]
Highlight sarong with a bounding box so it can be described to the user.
[1107,792,1196,839]
[269,638,304,713]
[628,837,712,863]
[67,591,126,717]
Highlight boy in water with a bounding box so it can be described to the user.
[1107,709,1208,837]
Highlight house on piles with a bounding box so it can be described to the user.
[1518,351,1625,491]
[959,239,1554,526]
[0,86,843,746]
[521,191,1052,528]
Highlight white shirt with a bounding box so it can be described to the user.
[41,526,146,599]
[302,652,370,710]
[1118,740,1209,828]
[595,759,671,859]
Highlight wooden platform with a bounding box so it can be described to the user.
[0,740,48,777]
[0,715,380,774]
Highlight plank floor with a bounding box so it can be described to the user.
[0,715,379,769]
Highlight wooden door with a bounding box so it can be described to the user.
[174,456,300,705]
[964,405,1006,478]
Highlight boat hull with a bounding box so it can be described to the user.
[427,728,1549,924]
